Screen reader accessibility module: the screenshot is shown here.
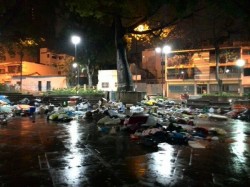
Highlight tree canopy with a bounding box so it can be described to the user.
[0,0,58,53]
[64,0,199,91]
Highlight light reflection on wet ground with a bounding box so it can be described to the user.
[0,116,250,186]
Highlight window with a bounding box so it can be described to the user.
[38,81,42,91]
[210,84,218,92]
[46,81,51,91]
[0,69,5,74]
[244,68,250,76]
[169,85,194,94]
[8,66,17,73]
[47,54,50,58]
[242,49,250,55]
[102,82,109,88]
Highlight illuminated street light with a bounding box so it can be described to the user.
[71,35,81,86]
[155,45,171,97]
[236,59,246,96]
[236,59,245,67]
[72,63,78,86]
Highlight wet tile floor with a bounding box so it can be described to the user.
[0,115,250,187]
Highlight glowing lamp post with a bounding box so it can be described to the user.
[236,59,246,96]
[155,45,171,97]
[71,35,81,86]
[72,62,78,86]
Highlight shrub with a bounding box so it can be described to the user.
[44,87,105,96]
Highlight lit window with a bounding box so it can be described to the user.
[0,69,5,74]
[102,82,109,88]
[8,66,17,73]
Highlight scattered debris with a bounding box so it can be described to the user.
[0,94,247,149]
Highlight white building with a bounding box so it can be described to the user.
[11,75,67,92]
[97,70,118,91]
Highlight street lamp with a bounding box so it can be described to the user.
[236,59,245,96]
[71,35,81,86]
[72,62,78,86]
[155,45,171,97]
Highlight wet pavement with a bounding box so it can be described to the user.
[0,115,250,187]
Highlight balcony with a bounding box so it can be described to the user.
[167,73,194,80]
[195,73,240,80]
[166,72,240,81]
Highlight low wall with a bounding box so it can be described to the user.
[42,94,104,106]
[116,91,146,104]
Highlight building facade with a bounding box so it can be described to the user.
[11,75,67,93]
[0,61,59,84]
[142,46,250,98]
[0,47,73,92]
[40,48,74,75]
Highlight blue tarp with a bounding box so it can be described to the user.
[0,95,11,104]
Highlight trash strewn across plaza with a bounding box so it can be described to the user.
[1,94,249,149]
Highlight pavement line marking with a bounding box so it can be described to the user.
[38,155,48,170]
[85,144,112,169]
[38,153,51,170]
[45,153,51,169]
[84,144,126,185]
[189,148,193,166]
[172,149,181,175]
[94,148,100,154]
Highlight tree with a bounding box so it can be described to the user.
[78,18,116,87]
[65,0,198,91]
[0,0,59,62]
[54,15,116,87]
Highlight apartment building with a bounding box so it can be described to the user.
[142,45,250,98]
[40,48,74,75]
[0,48,72,92]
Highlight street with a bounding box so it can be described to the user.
[0,115,250,187]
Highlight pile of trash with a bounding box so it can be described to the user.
[78,97,230,149]
[0,94,245,150]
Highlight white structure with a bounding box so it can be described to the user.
[97,69,164,96]
[97,70,118,91]
[11,75,67,92]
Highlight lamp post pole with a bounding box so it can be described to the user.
[155,45,171,97]
[72,63,78,86]
[161,59,164,97]
[236,59,245,96]
[71,35,81,87]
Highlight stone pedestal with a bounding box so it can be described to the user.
[116,91,146,104]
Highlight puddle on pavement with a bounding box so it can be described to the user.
[0,115,250,186]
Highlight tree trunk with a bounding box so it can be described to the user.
[115,16,134,91]
[215,45,223,94]
[86,59,93,87]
